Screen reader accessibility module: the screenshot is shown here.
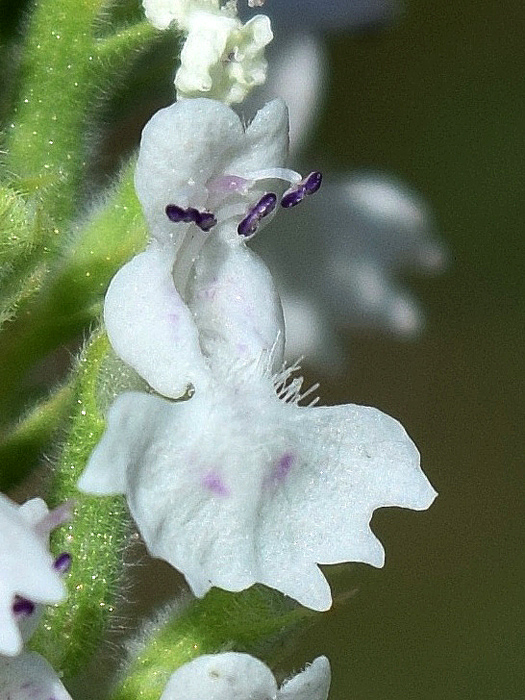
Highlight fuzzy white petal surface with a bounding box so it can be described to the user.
[135,99,243,246]
[160,653,277,700]
[0,496,65,656]
[104,245,210,398]
[0,651,72,700]
[189,229,285,375]
[278,656,331,700]
[227,98,288,179]
[255,402,437,609]
[134,98,287,248]
[81,381,436,609]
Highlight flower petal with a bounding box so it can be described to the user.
[227,98,289,178]
[159,653,277,700]
[278,656,331,700]
[254,402,437,609]
[0,651,72,700]
[81,389,268,596]
[81,379,435,611]
[104,245,210,398]
[189,229,285,376]
[134,99,244,246]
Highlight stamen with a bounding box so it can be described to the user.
[165,204,217,232]
[246,168,303,185]
[237,193,277,237]
[281,171,323,209]
[12,596,35,618]
[53,552,72,574]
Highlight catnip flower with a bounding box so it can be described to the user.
[79,94,435,610]
[159,652,330,700]
[0,494,69,656]
[142,0,272,103]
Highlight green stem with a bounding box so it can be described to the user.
[5,0,157,234]
[0,164,146,425]
[29,331,132,678]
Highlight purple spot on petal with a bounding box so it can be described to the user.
[274,452,295,481]
[203,472,229,497]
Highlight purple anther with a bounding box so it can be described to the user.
[304,171,323,195]
[254,192,277,218]
[237,193,277,238]
[165,204,217,232]
[195,211,217,232]
[13,596,35,618]
[237,213,258,237]
[53,552,72,574]
[281,171,323,209]
[165,204,190,223]
[281,187,305,209]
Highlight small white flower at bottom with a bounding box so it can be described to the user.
[0,495,68,656]
[0,651,72,700]
[159,652,330,700]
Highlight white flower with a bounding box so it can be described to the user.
[107,97,320,398]
[80,93,436,611]
[0,651,72,700]
[142,0,272,104]
[159,653,330,700]
[0,495,68,656]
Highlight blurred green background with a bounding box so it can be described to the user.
[286,1,524,698]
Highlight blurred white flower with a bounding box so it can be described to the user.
[0,651,72,700]
[254,172,446,367]
[143,0,272,104]
[0,495,68,656]
[240,3,447,370]
[159,652,330,700]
